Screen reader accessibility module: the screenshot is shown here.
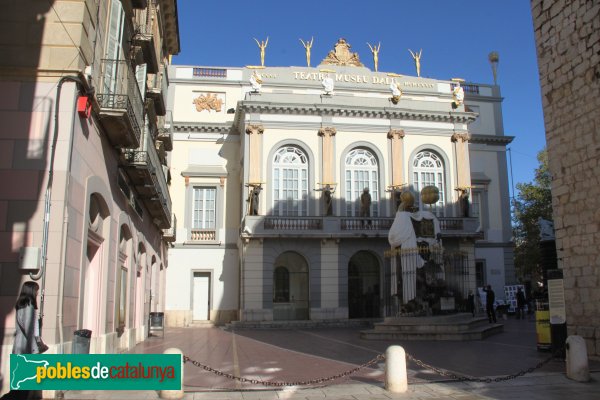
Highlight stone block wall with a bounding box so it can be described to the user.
[531,0,600,356]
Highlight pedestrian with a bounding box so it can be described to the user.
[516,287,526,320]
[483,285,497,323]
[1,281,46,399]
[467,291,475,317]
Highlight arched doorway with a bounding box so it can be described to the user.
[348,251,381,318]
[273,251,309,320]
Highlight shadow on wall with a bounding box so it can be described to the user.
[0,0,57,389]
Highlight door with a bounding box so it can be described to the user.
[192,273,210,320]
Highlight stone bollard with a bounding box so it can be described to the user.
[566,335,590,382]
[385,345,408,393]
[160,348,184,399]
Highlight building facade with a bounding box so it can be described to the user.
[0,0,179,393]
[531,0,600,356]
[166,39,514,325]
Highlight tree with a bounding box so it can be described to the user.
[512,149,553,284]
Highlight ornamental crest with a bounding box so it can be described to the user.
[193,93,223,112]
[321,38,364,67]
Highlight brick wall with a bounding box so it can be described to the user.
[531,0,600,356]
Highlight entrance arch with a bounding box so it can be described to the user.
[272,251,309,320]
[348,251,381,318]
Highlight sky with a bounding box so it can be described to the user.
[172,0,547,197]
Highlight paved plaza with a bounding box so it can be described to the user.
[65,316,599,399]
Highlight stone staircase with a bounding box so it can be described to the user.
[360,313,503,341]
[224,318,377,330]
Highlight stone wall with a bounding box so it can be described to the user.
[530,0,600,356]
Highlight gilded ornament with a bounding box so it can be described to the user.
[321,38,364,67]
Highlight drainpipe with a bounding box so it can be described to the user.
[30,75,94,359]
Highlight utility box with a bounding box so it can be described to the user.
[19,247,40,270]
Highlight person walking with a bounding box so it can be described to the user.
[1,281,46,399]
[516,287,526,320]
[467,291,476,317]
[483,285,497,323]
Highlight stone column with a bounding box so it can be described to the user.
[387,129,406,187]
[246,124,264,184]
[318,127,337,184]
[451,132,471,189]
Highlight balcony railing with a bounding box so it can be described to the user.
[123,132,172,228]
[242,216,482,239]
[191,229,216,241]
[97,59,144,148]
[132,0,160,72]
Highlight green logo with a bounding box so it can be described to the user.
[10,354,181,390]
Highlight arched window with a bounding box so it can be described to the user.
[412,150,445,216]
[272,146,308,216]
[273,266,290,303]
[345,148,379,216]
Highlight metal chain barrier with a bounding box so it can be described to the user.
[405,351,557,383]
[183,353,384,387]
[183,348,560,387]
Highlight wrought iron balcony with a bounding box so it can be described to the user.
[162,214,176,242]
[132,0,160,73]
[157,111,173,151]
[96,59,144,148]
[123,133,172,228]
[241,216,482,240]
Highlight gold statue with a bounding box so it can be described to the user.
[367,42,381,72]
[299,37,314,67]
[408,49,422,77]
[254,37,269,67]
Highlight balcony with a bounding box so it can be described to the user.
[122,133,172,228]
[157,111,173,151]
[146,69,166,116]
[241,216,482,240]
[132,1,160,73]
[163,214,176,242]
[190,229,217,241]
[96,59,144,148]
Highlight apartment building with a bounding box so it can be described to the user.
[0,0,179,392]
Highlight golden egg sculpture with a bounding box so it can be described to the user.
[420,186,439,205]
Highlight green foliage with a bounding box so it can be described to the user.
[512,149,553,284]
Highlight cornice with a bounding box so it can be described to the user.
[237,101,477,123]
[174,123,235,134]
[469,134,514,145]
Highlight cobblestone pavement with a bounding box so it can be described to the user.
[64,316,600,399]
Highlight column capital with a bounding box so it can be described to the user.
[387,129,406,140]
[451,132,470,142]
[245,124,264,135]
[318,127,337,137]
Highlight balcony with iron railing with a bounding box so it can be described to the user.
[157,110,173,151]
[132,0,160,73]
[123,131,172,228]
[97,59,144,148]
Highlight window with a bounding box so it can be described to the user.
[475,260,486,288]
[192,187,216,229]
[471,191,482,227]
[345,148,379,216]
[273,267,290,302]
[116,266,127,330]
[412,150,445,216]
[103,0,125,94]
[272,146,308,216]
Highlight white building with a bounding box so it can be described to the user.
[165,39,514,325]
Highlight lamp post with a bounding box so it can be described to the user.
[489,51,499,85]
